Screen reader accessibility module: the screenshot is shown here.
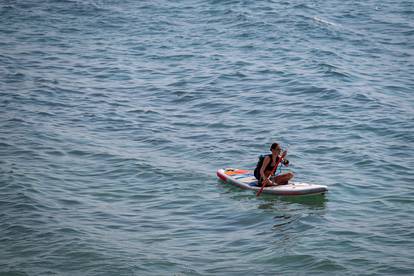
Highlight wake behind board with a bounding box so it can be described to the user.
[217,168,327,196]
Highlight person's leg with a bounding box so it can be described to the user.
[274,172,294,185]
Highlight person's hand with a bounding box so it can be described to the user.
[263,177,271,186]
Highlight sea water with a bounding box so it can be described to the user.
[1,0,413,275]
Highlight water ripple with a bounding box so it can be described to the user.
[1,0,413,275]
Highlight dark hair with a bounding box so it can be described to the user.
[270,143,279,151]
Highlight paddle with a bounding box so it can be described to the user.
[256,149,288,197]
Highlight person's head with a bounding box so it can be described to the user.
[270,143,281,153]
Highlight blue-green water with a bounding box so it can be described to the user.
[1,0,413,275]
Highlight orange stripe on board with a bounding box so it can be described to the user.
[224,169,249,176]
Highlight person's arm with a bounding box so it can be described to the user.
[260,156,270,185]
[281,149,289,165]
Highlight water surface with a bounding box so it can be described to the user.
[1,0,413,275]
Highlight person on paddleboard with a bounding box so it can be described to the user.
[254,143,294,187]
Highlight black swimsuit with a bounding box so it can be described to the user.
[265,155,279,171]
[255,154,280,184]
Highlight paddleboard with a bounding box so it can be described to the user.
[217,168,327,196]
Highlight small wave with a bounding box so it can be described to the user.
[313,16,337,27]
[170,93,197,103]
[272,214,301,228]
[45,150,65,157]
[167,80,188,87]
[89,92,109,98]
[402,29,414,36]
[57,198,83,206]
[293,3,313,10]
[67,149,91,157]
[317,62,354,80]
[218,71,248,80]
[127,108,160,115]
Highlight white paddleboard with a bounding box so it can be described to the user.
[217,168,327,196]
